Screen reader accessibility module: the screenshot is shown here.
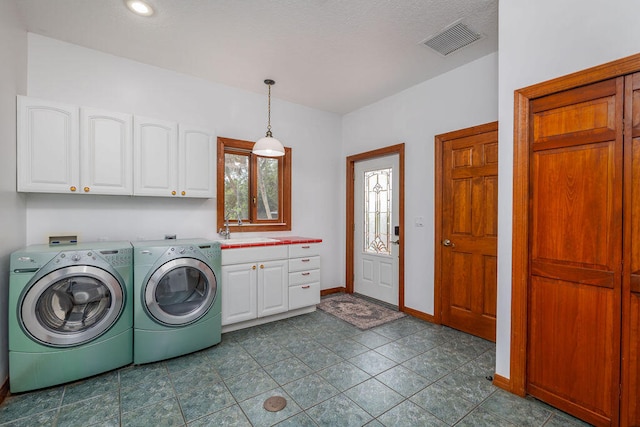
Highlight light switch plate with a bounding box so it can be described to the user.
[415,216,424,227]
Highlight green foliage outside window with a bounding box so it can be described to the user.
[224,153,280,222]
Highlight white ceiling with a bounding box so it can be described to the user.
[16,0,498,114]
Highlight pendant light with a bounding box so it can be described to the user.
[253,79,285,157]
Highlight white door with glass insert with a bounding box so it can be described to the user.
[354,155,399,305]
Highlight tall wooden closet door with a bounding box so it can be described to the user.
[623,72,640,427]
[528,78,624,426]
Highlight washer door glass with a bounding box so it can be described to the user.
[145,258,217,326]
[21,265,124,347]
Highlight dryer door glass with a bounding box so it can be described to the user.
[145,258,217,325]
[21,265,124,347]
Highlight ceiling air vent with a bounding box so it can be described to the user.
[421,21,483,56]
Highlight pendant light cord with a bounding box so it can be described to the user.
[267,83,272,136]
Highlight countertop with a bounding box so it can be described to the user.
[219,236,322,250]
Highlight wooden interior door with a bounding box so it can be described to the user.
[623,72,640,427]
[440,122,498,342]
[527,78,623,427]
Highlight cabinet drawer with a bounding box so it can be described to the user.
[289,256,320,272]
[222,245,288,265]
[289,243,321,258]
[289,282,320,310]
[289,269,320,286]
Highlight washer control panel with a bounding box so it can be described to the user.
[53,247,133,268]
[99,247,133,267]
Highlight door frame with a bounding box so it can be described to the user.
[346,143,405,310]
[510,53,640,396]
[434,121,498,326]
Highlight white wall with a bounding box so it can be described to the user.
[25,34,343,289]
[342,53,499,315]
[0,0,27,386]
[496,0,640,378]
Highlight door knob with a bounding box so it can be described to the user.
[391,240,400,245]
[442,239,455,248]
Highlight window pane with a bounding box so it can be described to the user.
[364,168,392,255]
[224,153,249,220]
[257,157,279,220]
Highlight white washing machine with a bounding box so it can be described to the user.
[132,238,221,364]
[9,242,133,393]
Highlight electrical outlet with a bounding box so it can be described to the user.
[415,216,425,227]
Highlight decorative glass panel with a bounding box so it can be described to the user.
[364,168,392,255]
[224,153,249,220]
[257,157,279,220]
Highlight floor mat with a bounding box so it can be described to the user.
[317,293,405,329]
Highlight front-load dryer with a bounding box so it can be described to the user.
[132,239,221,364]
[9,242,133,393]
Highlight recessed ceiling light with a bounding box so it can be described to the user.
[125,0,154,17]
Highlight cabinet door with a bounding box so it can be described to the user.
[527,78,623,426]
[221,263,257,325]
[17,96,79,193]
[623,72,640,427]
[133,116,178,196]
[179,126,215,198]
[80,108,132,195]
[257,259,288,318]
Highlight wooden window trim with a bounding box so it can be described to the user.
[217,137,291,233]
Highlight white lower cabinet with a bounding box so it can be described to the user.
[221,243,321,328]
[221,262,258,325]
[257,260,288,317]
[221,246,289,326]
[288,243,321,310]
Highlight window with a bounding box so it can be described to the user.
[217,137,291,233]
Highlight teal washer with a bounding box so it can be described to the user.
[132,239,221,365]
[9,241,133,393]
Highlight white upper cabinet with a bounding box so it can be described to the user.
[17,97,133,195]
[134,118,215,198]
[17,96,215,198]
[133,116,178,197]
[17,96,80,193]
[179,127,216,198]
[80,107,132,195]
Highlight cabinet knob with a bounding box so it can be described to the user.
[83,187,90,193]
[181,191,186,196]
[171,190,176,196]
[302,285,310,289]
[70,186,77,192]
[252,265,256,270]
[260,264,264,269]
[302,272,310,276]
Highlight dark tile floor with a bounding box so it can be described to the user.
[0,308,590,426]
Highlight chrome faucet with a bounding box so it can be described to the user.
[218,216,231,239]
